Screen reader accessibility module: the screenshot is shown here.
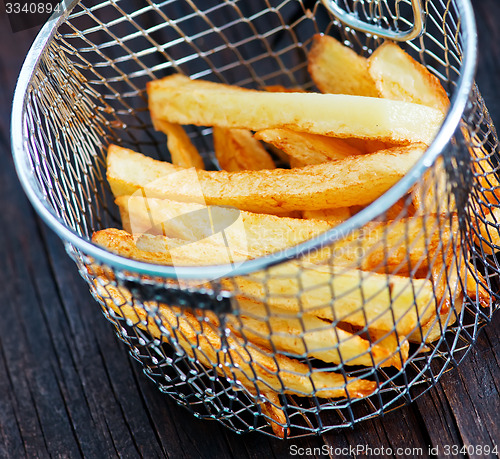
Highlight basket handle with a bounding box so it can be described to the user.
[119,277,233,315]
[321,0,425,41]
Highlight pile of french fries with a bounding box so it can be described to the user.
[90,35,490,437]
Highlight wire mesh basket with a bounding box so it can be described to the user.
[11,0,500,438]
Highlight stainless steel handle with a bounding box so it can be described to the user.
[119,277,233,314]
[321,0,425,41]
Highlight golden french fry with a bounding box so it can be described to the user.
[92,228,251,266]
[90,233,409,370]
[411,158,451,216]
[368,41,450,114]
[473,207,500,255]
[334,214,458,276]
[91,227,435,336]
[93,279,377,399]
[367,41,451,215]
[408,216,489,343]
[264,85,306,93]
[107,143,426,212]
[381,196,414,220]
[464,133,500,254]
[308,34,378,97]
[147,74,443,144]
[213,127,275,171]
[152,119,205,169]
[258,392,289,438]
[343,138,392,154]
[236,263,436,336]
[230,297,406,368]
[115,195,453,275]
[254,129,362,165]
[301,207,351,225]
[115,196,332,255]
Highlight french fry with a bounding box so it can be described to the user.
[114,196,333,257]
[332,214,458,276]
[107,143,427,213]
[152,119,205,169]
[368,41,450,114]
[367,42,451,215]
[92,228,251,266]
[465,134,500,254]
[230,297,407,368]
[93,279,377,400]
[235,263,436,336]
[264,85,306,93]
[382,196,414,220]
[301,207,351,225]
[147,74,443,144]
[258,392,289,438]
[213,127,275,171]
[473,206,500,255]
[91,231,409,367]
[408,219,489,343]
[343,138,392,154]
[91,228,435,336]
[115,195,454,276]
[254,129,362,165]
[411,157,451,215]
[308,34,378,97]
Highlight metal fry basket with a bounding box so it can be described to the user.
[11,0,500,438]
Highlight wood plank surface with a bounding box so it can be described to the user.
[0,2,499,458]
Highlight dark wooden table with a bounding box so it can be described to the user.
[1,3,499,458]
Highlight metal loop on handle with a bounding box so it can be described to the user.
[321,0,425,41]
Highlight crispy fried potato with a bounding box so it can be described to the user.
[115,196,333,257]
[368,41,450,114]
[367,42,451,215]
[473,206,500,255]
[465,134,500,254]
[382,196,414,220]
[236,263,436,336]
[91,228,435,336]
[469,140,500,206]
[255,129,362,165]
[343,138,392,154]
[412,157,451,215]
[152,119,205,169]
[258,392,289,438]
[147,74,443,144]
[301,207,351,225]
[92,228,251,266]
[407,223,489,343]
[115,195,452,274]
[332,214,458,276]
[213,127,275,171]
[308,34,378,97]
[107,144,426,212]
[94,279,377,399]
[264,85,306,93]
[230,298,406,368]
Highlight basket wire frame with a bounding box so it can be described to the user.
[12,0,499,438]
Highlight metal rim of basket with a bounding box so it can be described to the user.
[11,0,478,280]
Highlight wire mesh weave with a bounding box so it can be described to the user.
[12,0,500,438]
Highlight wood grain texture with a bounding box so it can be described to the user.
[0,3,499,458]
